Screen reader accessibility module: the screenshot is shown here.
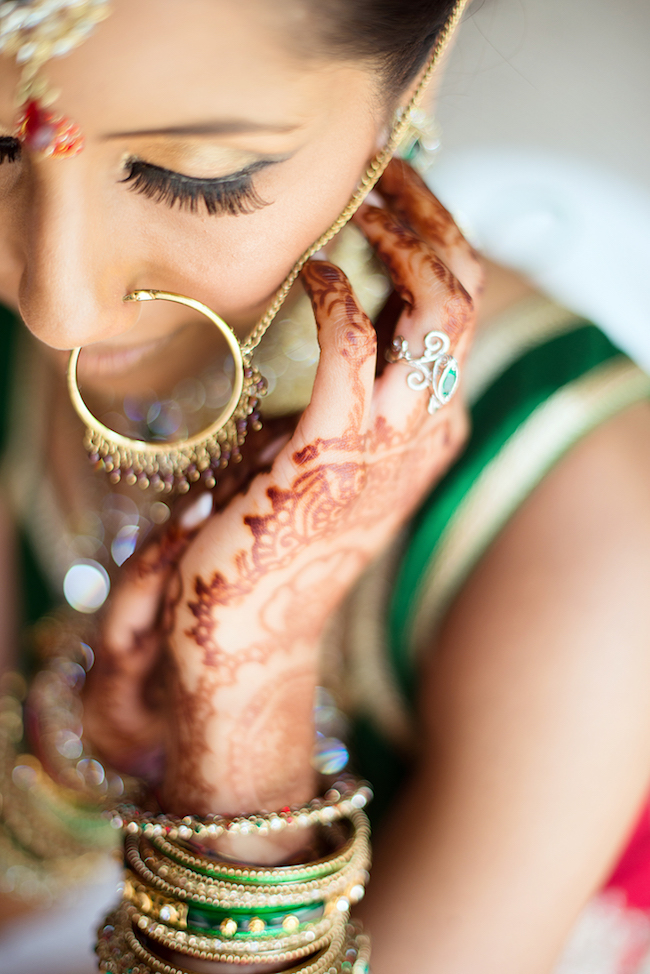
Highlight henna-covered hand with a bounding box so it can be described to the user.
[85,159,483,821]
[82,416,299,777]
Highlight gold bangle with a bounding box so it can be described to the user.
[121,906,347,974]
[128,903,336,963]
[124,815,370,909]
[149,817,355,883]
[97,906,370,974]
[116,775,373,839]
[124,868,335,941]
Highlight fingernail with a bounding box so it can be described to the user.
[310,248,328,261]
[179,491,213,530]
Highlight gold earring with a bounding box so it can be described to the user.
[66,290,267,493]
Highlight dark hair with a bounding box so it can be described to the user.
[313,0,460,94]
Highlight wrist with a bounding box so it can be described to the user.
[162,662,319,818]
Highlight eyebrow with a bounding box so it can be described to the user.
[104,120,301,139]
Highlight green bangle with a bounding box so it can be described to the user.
[124,871,327,937]
[150,819,355,885]
[187,900,325,936]
[129,904,336,963]
[97,903,357,973]
[125,830,371,910]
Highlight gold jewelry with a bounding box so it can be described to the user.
[65,0,469,492]
[67,289,266,492]
[148,820,356,882]
[97,903,371,974]
[0,648,120,902]
[116,773,372,839]
[100,797,371,972]
[123,810,370,908]
[0,0,112,157]
[125,898,335,962]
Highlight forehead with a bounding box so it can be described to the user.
[0,0,376,137]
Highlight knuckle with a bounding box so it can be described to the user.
[437,285,475,345]
[327,298,376,362]
[335,318,377,359]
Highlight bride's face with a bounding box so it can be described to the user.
[0,0,386,361]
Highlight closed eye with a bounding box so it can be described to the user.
[120,157,272,216]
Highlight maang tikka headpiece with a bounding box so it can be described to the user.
[0,0,111,157]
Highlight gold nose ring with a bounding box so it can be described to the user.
[66,289,266,493]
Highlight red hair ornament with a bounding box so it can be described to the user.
[15,99,84,157]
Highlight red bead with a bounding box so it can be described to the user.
[15,99,84,158]
[21,101,56,152]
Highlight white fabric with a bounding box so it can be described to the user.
[429,149,650,371]
[432,0,650,369]
[556,892,650,974]
[0,865,120,974]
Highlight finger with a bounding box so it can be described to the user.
[376,158,484,302]
[86,522,195,766]
[353,203,474,351]
[352,203,474,425]
[101,520,196,659]
[295,260,377,449]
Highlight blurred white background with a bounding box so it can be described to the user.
[432,0,650,368]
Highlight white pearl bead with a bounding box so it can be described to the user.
[51,34,78,56]
[23,9,50,28]
[16,41,39,63]
[2,9,31,32]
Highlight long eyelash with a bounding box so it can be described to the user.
[0,137,20,164]
[120,159,269,216]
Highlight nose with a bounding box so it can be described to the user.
[14,155,138,351]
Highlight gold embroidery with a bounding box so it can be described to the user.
[465,295,583,404]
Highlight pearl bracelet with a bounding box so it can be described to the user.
[114,774,372,840]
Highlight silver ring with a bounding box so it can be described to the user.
[386,330,460,414]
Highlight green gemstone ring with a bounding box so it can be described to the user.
[387,329,460,413]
